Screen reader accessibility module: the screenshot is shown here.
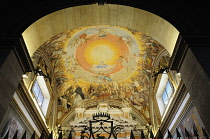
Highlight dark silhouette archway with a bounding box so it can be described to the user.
[0,0,210,136]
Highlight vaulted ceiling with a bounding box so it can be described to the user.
[22,4,179,124]
[22,4,179,56]
[37,25,163,110]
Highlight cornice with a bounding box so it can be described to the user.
[16,81,50,138]
[13,36,34,72]
[11,99,34,134]
[159,81,188,135]
[170,98,193,135]
[0,36,34,73]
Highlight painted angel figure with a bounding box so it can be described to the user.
[116,55,131,72]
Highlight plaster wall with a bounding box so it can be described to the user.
[22,4,179,57]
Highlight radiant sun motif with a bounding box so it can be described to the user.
[40,25,163,119]
[65,26,140,83]
[84,40,119,66]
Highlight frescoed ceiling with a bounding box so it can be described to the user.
[38,25,164,120]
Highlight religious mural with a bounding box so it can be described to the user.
[39,25,164,119]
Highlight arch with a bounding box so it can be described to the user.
[1,1,210,137]
[151,49,170,74]
[22,4,179,57]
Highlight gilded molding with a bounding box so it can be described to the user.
[34,48,54,71]
[11,99,34,134]
[33,48,59,127]
[170,98,193,135]
[34,48,57,91]
[152,97,162,125]
[151,48,184,128]
[158,81,188,135]
[44,79,55,124]
[152,49,169,70]
[16,81,50,137]
[152,74,163,124]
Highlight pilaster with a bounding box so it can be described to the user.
[169,34,210,134]
[0,36,34,126]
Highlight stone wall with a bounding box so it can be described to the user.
[0,49,23,123]
[179,48,210,134]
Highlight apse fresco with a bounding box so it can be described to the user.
[40,25,164,118]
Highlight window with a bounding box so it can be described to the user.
[156,72,174,116]
[32,81,44,107]
[31,76,51,116]
[162,80,174,105]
